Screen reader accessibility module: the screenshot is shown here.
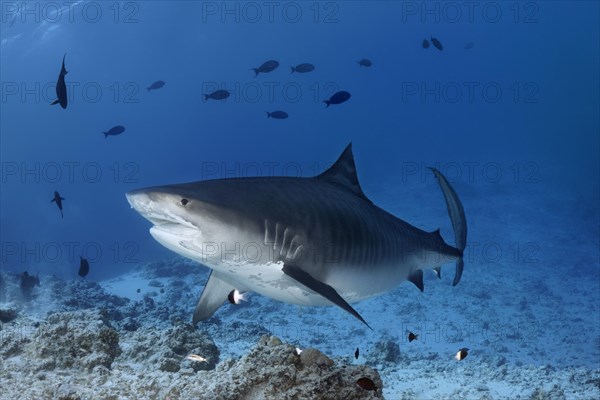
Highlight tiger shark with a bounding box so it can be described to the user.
[126,144,467,328]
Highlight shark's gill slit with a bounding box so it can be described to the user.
[281,227,292,257]
[264,219,269,245]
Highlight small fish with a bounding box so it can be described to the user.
[290,63,315,73]
[324,91,351,107]
[50,190,65,218]
[227,289,247,305]
[357,58,372,67]
[354,347,359,359]
[136,288,141,293]
[50,53,68,109]
[103,125,125,138]
[431,36,443,51]
[186,354,208,363]
[455,348,469,361]
[252,60,279,77]
[79,256,89,278]
[356,377,377,392]
[266,111,288,119]
[464,42,474,50]
[204,90,230,101]
[422,39,430,49]
[147,80,165,91]
[408,332,418,342]
[294,347,302,356]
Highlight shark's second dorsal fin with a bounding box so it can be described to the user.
[317,143,370,202]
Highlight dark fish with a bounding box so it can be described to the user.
[50,53,68,109]
[136,288,141,293]
[356,377,377,392]
[103,125,125,138]
[455,348,469,361]
[422,39,430,49]
[464,42,474,50]
[354,347,359,359]
[50,190,65,218]
[324,91,351,107]
[147,80,165,91]
[408,332,418,342]
[20,271,40,299]
[357,58,372,67]
[431,36,443,51]
[227,289,247,305]
[79,256,90,278]
[252,60,279,76]
[290,63,315,73]
[204,90,230,101]
[266,111,288,119]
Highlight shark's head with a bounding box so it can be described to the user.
[126,182,255,265]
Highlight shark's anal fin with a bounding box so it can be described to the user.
[192,271,235,324]
[282,263,372,330]
[408,270,424,291]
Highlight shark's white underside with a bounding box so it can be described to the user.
[149,222,397,306]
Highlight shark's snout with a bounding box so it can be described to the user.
[126,188,200,232]
[125,189,149,211]
[126,189,166,225]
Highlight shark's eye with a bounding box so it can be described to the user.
[180,198,189,206]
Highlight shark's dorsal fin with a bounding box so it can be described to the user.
[317,143,370,202]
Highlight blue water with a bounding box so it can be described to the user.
[1,0,599,380]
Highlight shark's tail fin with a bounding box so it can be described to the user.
[430,168,467,286]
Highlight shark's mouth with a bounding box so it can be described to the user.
[148,216,197,229]
[148,218,201,238]
[150,220,197,232]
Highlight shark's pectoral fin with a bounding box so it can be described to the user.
[192,271,235,324]
[50,99,59,105]
[282,263,372,330]
[408,270,424,291]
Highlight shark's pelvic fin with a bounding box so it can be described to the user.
[192,271,235,324]
[282,263,372,330]
[408,270,424,291]
[430,168,468,286]
[316,143,371,203]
